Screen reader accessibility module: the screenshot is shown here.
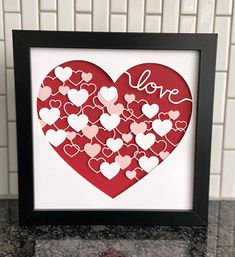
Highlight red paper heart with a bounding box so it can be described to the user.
[37,61,192,198]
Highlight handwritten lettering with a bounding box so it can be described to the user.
[124,70,192,105]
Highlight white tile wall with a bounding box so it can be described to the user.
[210,125,223,174]
[0,42,6,94]
[216,0,233,15]
[22,0,39,29]
[162,0,180,32]
[221,151,235,198]
[128,0,144,32]
[214,17,231,71]
[224,100,235,149]
[76,13,92,31]
[40,0,57,11]
[180,16,196,33]
[3,0,20,12]
[58,0,74,31]
[146,0,162,14]
[40,13,57,31]
[4,13,21,67]
[110,14,126,32]
[8,122,17,172]
[0,0,4,39]
[93,0,109,31]
[6,69,16,121]
[76,0,92,12]
[111,0,127,13]
[0,0,235,199]
[181,0,197,14]
[145,15,161,32]
[0,96,7,146]
[197,0,215,33]
[213,72,227,123]
[228,46,235,97]
[0,148,8,195]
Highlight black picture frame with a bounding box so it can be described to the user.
[13,31,217,226]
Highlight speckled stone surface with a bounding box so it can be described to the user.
[0,200,235,256]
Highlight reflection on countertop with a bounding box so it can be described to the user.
[0,200,235,256]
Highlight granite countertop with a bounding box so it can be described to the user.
[0,200,235,257]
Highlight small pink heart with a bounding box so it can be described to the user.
[81,72,93,82]
[59,86,70,95]
[168,110,180,120]
[122,133,133,143]
[97,91,118,107]
[82,125,99,139]
[38,86,51,101]
[107,103,124,115]
[124,94,135,103]
[84,143,101,158]
[66,131,76,141]
[39,119,46,128]
[126,170,137,180]
[115,155,131,170]
[130,122,147,135]
[159,151,169,160]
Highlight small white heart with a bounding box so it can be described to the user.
[55,66,72,82]
[100,86,117,102]
[100,162,120,180]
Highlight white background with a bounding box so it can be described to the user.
[31,48,199,210]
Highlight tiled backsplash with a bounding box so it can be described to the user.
[0,0,234,199]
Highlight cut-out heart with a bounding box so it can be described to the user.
[37,61,192,198]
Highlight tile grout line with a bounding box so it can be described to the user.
[178,0,182,33]
[126,0,129,32]
[160,0,164,32]
[109,0,111,32]
[195,0,200,32]
[143,0,147,32]
[91,0,94,31]
[56,0,58,31]
[219,0,234,199]
[74,0,76,31]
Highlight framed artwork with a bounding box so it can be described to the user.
[13,31,217,226]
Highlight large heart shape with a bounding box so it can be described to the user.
[37,61,192,198]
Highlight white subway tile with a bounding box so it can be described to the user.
[76,13,92,31]
[8,122,17,172]
[0,148,8,195]
[40,12,57,30]
[214,17,231,71]
[232,3,235,43]
[58,0,74,31]
[216,0,233,15]
[3,0,20,12]
[0,42,6,94]
[111,0,127,13]
[76,0,92,12]
[162,0,180,32]
[9,173,18,195]
[180,16,196,33]
[40,0,57,11]
[0,0,4,39]
[228,46,235,97]
[22,0,39,29]
[221,151,235,198]
[213,72,227,123]
[210,125,223,174]
[145,15,161,32]
[209,175,220,199]
[93,0,109,31]
[224,100,235,149]
[181,0,197,14]
[128,0,144,32]
[6,69,16,121]
[4,13,21,67]
[0,97,7,146]
[197,0,215,33]
[146,0,162,13]
[110,14,126,32]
